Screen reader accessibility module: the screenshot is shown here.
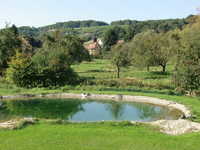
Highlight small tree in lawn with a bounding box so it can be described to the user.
[111,43,131,78]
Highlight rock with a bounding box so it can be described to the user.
[150,119,200,135]
[0,118,36,129]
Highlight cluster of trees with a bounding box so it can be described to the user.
[102,26,125,51]
[18,20,109,41]
[39,20,108,32]
[102,16,195,51]
[173,17,200,95]
[0,26,90,88]
[110,16,200,95]
[1,16,200,95]
[18,26,40,37]
[111,18,188,32]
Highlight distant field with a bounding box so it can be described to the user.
[0,59,174,95]
[72,59,174,90]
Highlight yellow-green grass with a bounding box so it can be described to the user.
[72,59,173,88]
[0,122,200,150]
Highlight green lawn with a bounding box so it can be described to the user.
[0,123,200,150]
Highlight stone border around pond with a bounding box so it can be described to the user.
[1,93,200,135]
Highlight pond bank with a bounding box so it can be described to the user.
[1,92,200,135]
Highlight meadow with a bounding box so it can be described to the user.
[0,59,174,96]
[0,122,200,150]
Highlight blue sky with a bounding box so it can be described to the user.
[0,0,199,28]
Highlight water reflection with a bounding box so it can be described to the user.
[106,102,125,119]
[0,99,83,121]
[0,99,182,122]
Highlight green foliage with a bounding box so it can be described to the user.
[129,31,158,70]
[6,34,90,88]
[39,20,108,32]
[6,52,36,88]
[32,34,90,77]
[174,19,200,94]
[103,26,125,51]
[111,44,131,78]
[111,18,188,33]
[0,25,21,74]
[16,17,192,45]
[124,25,137,41]
[7,51,80,88]
[129,30,174,72]
[18,26,40,37]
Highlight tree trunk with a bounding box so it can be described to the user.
[147,66,150,72]
[161,64,166,73]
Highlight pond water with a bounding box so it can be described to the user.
[0,99,182,122]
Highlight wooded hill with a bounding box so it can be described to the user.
[17,15,194,39]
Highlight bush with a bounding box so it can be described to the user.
[32,68,79,87]
[6,34,90,88]
[8,65,79,88]
[6,52,80,88]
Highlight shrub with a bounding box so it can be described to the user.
[6,34,90,88]
[6,52,80,88]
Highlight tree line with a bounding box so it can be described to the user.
[101,16,197,52]
[17,16,194,39]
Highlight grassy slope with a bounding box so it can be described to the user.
[0,123,200,150]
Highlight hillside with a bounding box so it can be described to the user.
[17,16,193,40]
[18,20,109,37]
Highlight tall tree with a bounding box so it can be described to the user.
[0,25,21,75]
[111,43,131,78]
[173,18,200,95]
[129,30,156,71]
[129,30,174,72]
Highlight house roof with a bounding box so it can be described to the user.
[84,41,101,50]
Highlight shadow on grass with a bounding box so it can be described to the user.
[149,71,171,75]
[78,69,113,73]
[143,71,171,80]
[100,87,182,96]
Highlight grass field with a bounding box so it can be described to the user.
[0,122,200,150]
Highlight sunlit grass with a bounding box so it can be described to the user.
[0,122,199,150]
